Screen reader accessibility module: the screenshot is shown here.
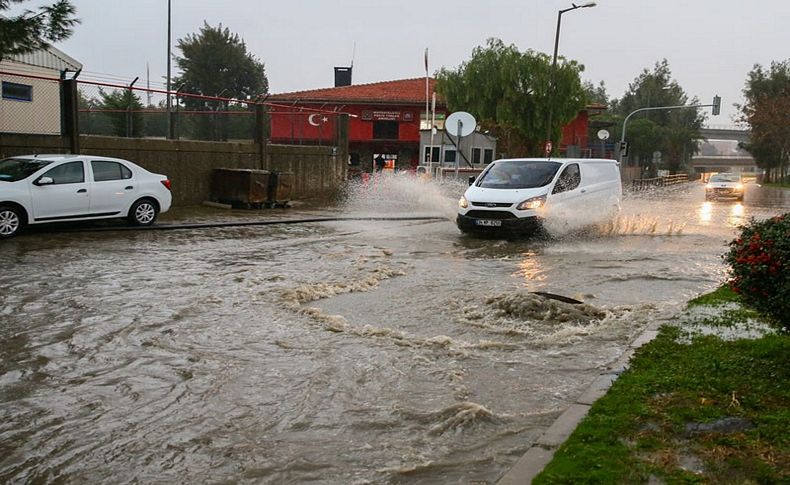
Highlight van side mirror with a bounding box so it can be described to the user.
[34,176,54,186]
[468,176,476,186]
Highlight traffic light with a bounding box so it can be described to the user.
[712,95,721,116]
[619,141,629,157]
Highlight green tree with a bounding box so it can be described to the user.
[78,89,112,136]
[612,60,704,172]
[173,22,268,141]
[0,0,79,60]
[436,38,585,157]
[737,60,790,183]
[583,80,609,106]
[97,88,145,138]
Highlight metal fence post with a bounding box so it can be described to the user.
[126,77,139,138]
[337,113,350,180]
[61,78,80,154]
[255,103,270,170]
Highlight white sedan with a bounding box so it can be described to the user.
[0,154,171,238]
[705,173,745,201]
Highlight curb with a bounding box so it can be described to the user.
[497,323,663,484]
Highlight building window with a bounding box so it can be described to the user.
[2,81,33,102]
[483,148,494,164]
[444,148,456,164]
[472,147,482,164]
[373,120,399,139]
[423,146,440,164]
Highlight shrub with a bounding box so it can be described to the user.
[724,213,790,329]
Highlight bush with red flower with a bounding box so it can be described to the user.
[724,213,790,329]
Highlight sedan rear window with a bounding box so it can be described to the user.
[477,161,561,189]
[92,161,132,181]
[0,158,54,182]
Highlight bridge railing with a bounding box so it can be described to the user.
[631,174,689,191]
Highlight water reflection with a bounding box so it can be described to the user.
[699,201,713,223]
[728,203,746,227]
[517,251,545,282]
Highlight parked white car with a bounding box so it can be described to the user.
[0,154,171,238]
[457,158,622,236]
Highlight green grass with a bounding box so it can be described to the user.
[687,286,740,307]
[763,180,790,188]
[533,294,790,484]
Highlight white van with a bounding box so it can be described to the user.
[456,158,622,235]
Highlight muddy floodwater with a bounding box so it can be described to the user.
[1,178,788,483]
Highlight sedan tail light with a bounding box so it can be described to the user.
[160,179,171,190]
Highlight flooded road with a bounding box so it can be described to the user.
[1,178,788,483]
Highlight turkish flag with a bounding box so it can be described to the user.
[270,110,336,142]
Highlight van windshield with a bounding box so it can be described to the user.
[477,160,561,189]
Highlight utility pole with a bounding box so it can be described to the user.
[166,0,172,139]
[545,2,596,155]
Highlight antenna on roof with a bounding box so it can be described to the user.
[350,41,356,69]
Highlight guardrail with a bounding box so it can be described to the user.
[631,173,689,190]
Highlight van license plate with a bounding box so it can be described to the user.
[475,219,502,227]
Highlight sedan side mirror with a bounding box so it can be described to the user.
[34,176,54,186]
[468,176,476,186]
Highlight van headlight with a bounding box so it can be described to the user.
[516,195,546,211]
[458,196,468,209]
[735,183,744,191]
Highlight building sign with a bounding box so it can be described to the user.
[361,110,401,121]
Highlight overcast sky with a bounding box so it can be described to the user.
[46,0,790,123]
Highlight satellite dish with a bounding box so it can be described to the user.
[446,111,476,137]
[597,129,610,140]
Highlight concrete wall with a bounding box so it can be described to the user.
[0,133,346,206]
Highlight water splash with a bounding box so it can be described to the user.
[593,215,687,237]
[454,291,656,346]
[341,172,464,220]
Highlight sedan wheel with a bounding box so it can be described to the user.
[129,199,158,226]
[0,206,23,238]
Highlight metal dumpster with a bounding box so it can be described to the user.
[211,168,271,208]
[268,171,293,207]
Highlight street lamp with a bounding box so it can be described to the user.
[545,2,596,154]
[166,0,172,138]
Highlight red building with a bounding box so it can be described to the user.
[269,77,603,172]
[269,78,437,172]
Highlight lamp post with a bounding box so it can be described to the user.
[545,2,596,154]
[166,0,172,138]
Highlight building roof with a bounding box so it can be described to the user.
[7,45,82,73]
[270,78,441,106]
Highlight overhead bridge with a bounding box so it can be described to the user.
[693,126,756,174]
[698,126,750,143]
